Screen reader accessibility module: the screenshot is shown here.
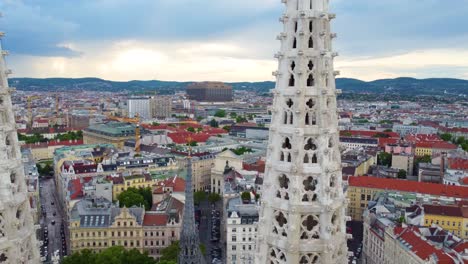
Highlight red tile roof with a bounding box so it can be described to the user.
[348,176,468,199]
[394,226,456,263]
[433,142,458,150]
[405,134,442,143]
[68,178,83,200]
[22,140,84,149]
[378,138,399,147]
[423,204,468,218]
[156,176,186,193]
[168,132,212,144]
[448,158,468,170]
[415,141,458,150]
[143,214,168,226]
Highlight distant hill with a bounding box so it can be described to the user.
[8,77,468,96]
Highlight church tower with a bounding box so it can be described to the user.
[0,25,41,263]
[178,155,205,264]
[255,0,349,263]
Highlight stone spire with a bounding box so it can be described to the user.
[0,25,41,263]
[178,151,205,264]
[255,0,349,263]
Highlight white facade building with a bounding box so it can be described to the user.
[227,198,259,264]
[255,0,349,263]
[0,29,41,263]
[128,97,151,120]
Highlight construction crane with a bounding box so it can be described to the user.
[105,113,140,123]
[27,95,40,128]
[135,124,141,154]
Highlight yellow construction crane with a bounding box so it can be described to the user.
[27,95,40,128]
[105,113,140,123]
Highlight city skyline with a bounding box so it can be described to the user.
[1,0,468,82]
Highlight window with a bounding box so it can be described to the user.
[232,228,237,233]
[232,236,237,242]
[361,194,365,200]
[232,245,236,250]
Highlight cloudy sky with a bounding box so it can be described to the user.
[1,0,468,82]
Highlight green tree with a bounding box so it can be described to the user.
[187,141,198,147]
[377,152,392,167]
[159,241,180,262]
[456,136,465,145]
[241,192,251,202]
[255,193,260,201]
[383,129,393,132]
[118,189,148,210]
[62,246,157,264]
[186,127,195,133]
[214,109,226,118]
[236,116,247,123]
[415,155,432,164]
[152,122,160,126]
[121,248,156,264]
[194,191,207,205]
[138,187,153,207]
[373,133,390,138]
[397,169,407,179]
[196,116,204,122]
[199,244,206,256]
[222,126,231,132]
[229,112,237,118]
[208,193,221,204]
[440,133,452,142]
[62,249,97,264]
[210,119,219,128]
[342,131,352,137]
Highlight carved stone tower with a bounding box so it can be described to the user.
[178,156,205,264]
[0,26,41,263]
[255,0,349,263]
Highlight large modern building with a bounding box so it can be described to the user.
[186,82,233,102]
[83,122,136,149]
[0,29,41,263]
[128,97,151,120]
[256,0,349,262]
[150,96,172,119]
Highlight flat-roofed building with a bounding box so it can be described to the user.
[187,82,233,102]
[83,122,136,149]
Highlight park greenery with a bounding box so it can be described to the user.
[221,146,253,156]
[62,246,158,264]
[377,152,392,167]
[209,119,219,128]
[36,162,53,177]
[440,133,468,151]
[241,191,251,202]
[397,169,407,179]
[214,109,226,118]
[18,131,83,144]
[117,187,153,210]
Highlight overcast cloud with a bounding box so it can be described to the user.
[1,0,468,81]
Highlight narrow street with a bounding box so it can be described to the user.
[39,177,65,261]
[199,199,224,264]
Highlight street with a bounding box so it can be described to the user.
[39,177,66,261]
[199,199,224,264]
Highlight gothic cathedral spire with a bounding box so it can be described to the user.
[255,0,349,263]
[0,22,41,263]
[178,155,205,264]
